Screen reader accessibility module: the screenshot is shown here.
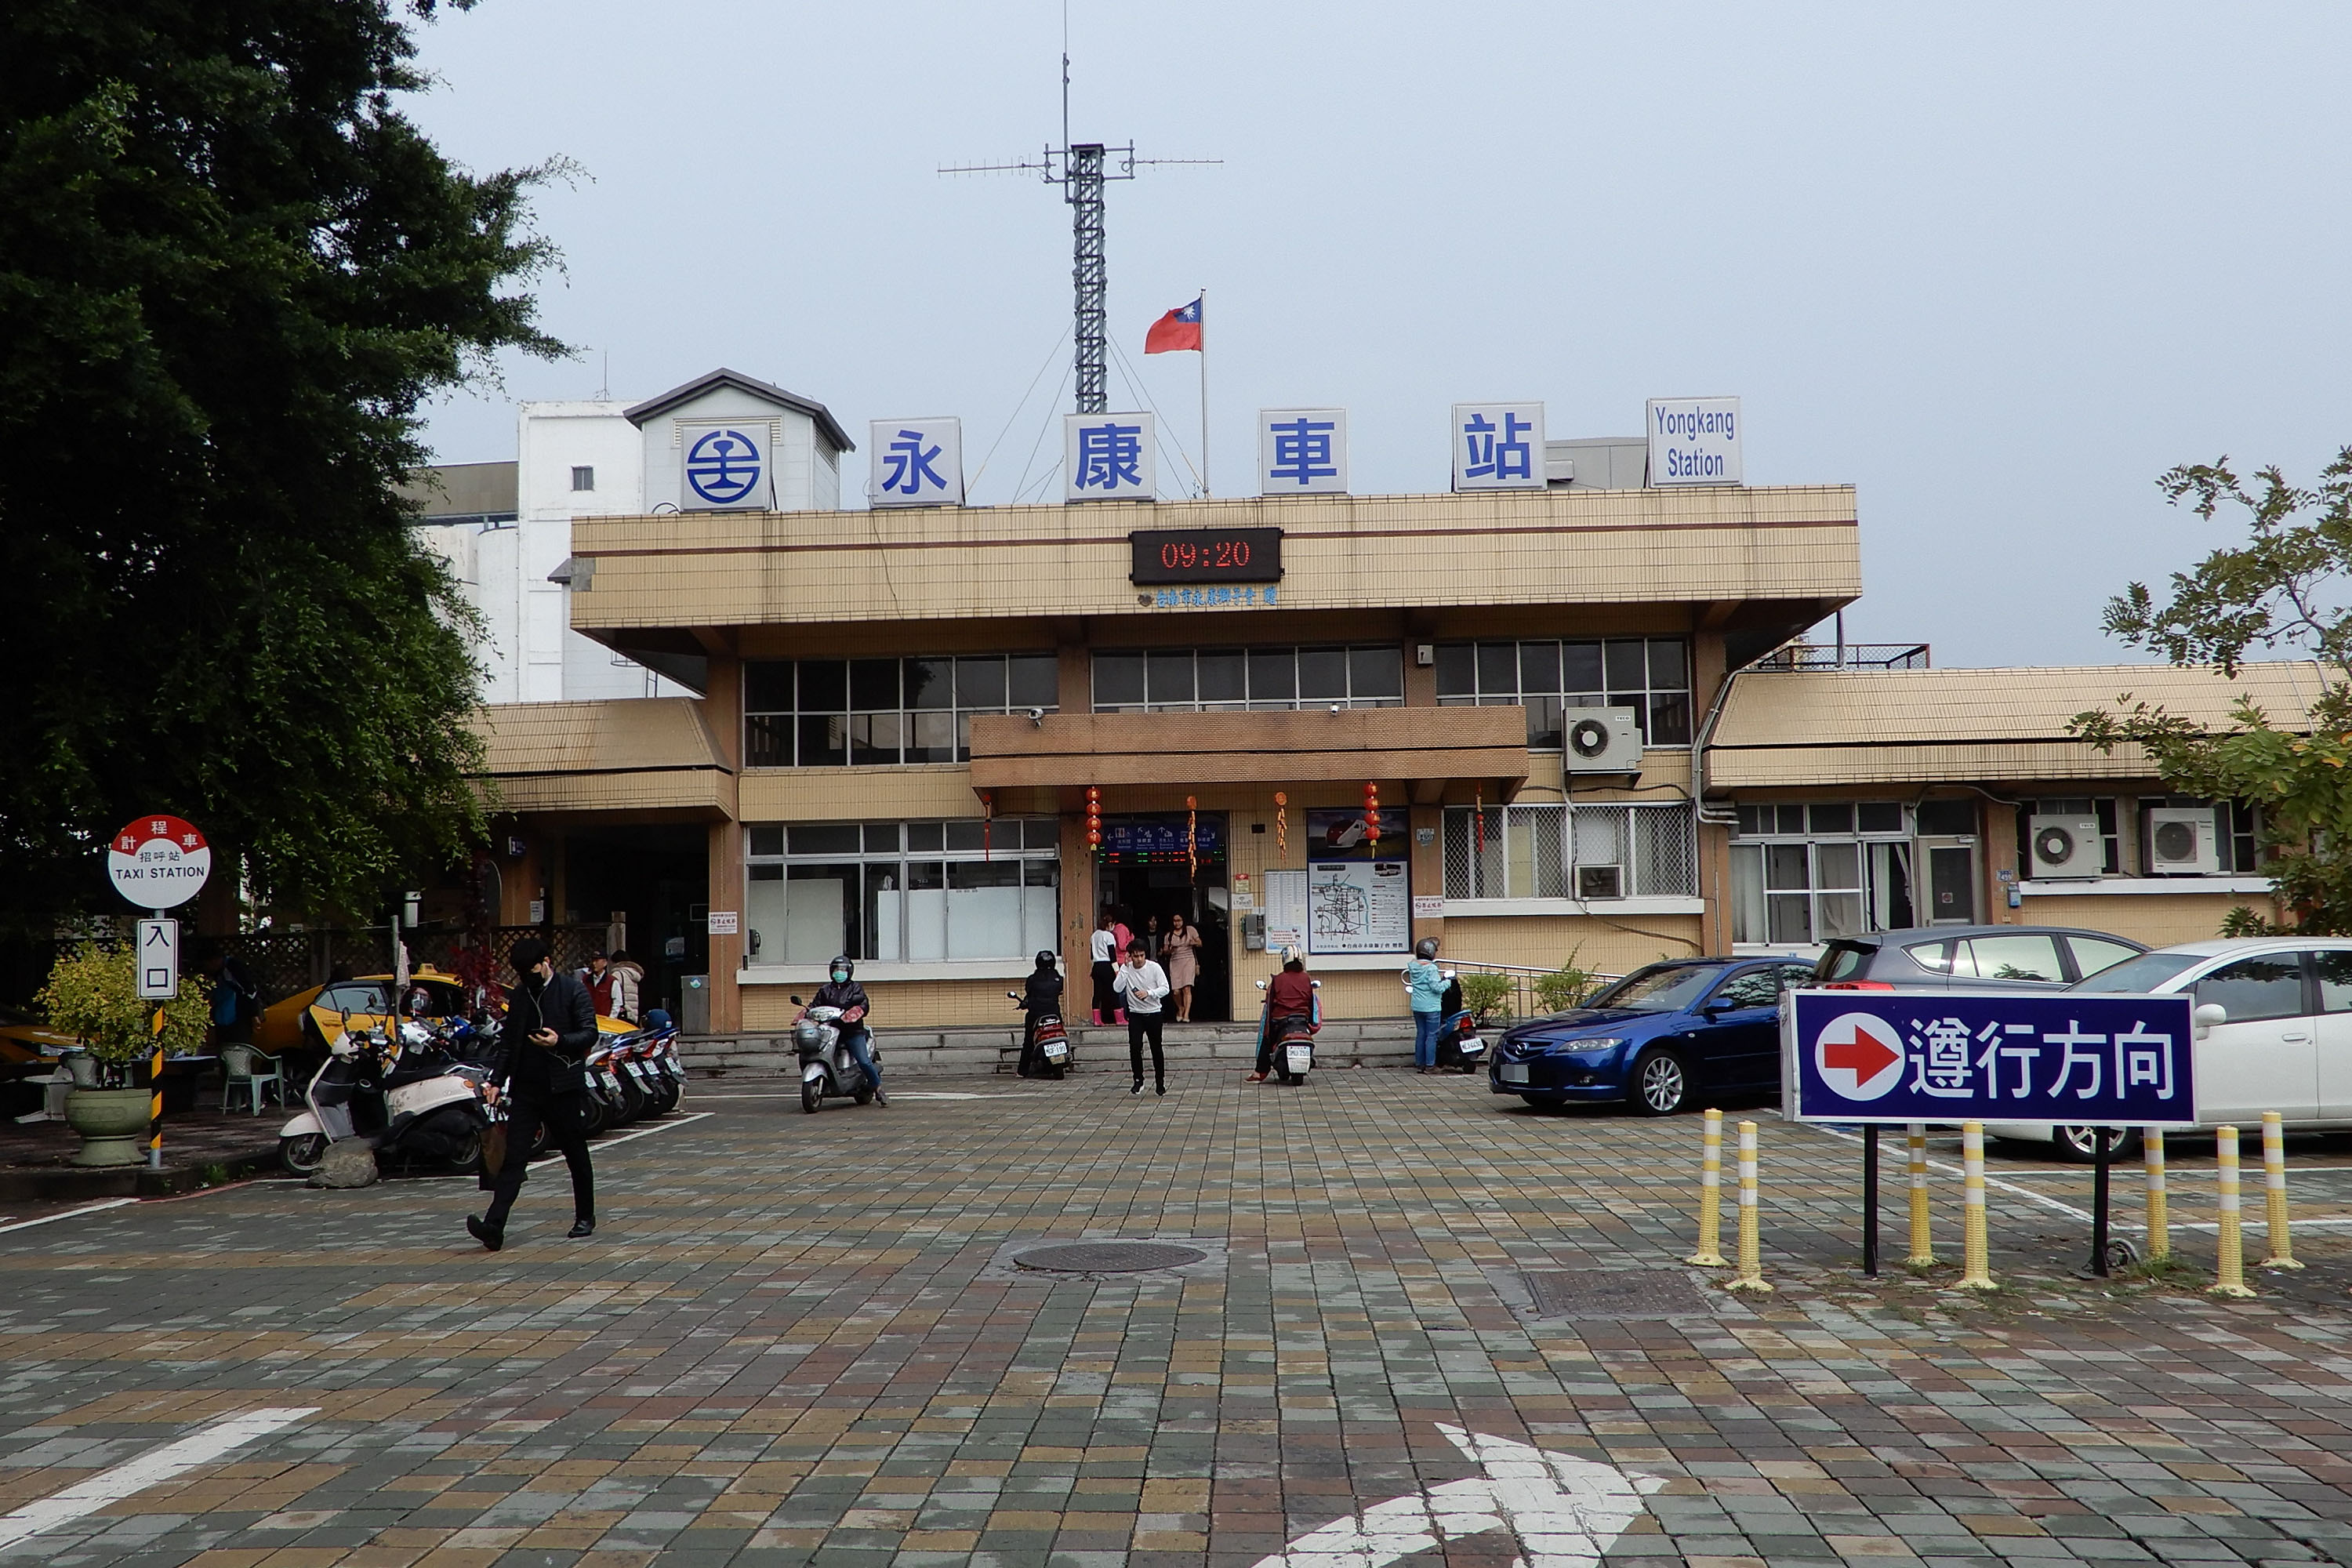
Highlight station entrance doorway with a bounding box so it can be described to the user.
[1094,813,1231,1022]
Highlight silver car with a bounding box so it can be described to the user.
[1986,937,2352,1160]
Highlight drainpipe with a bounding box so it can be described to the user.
[1692,666,1742,827]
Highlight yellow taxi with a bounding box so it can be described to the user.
[0,1007,77,1071]
[252,969,639,1054]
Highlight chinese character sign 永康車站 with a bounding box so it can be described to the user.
[1784,992,2199,1127]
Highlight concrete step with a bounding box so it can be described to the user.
[682,1018,1422,1080]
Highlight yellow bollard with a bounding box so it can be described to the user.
[2143,1128,2169,1262]
[1955,1121,1997,1291]
[1725,1120,1773,1294]
[2260,1111,2303,1271]
[2210,1126,2255,1298]
[1687,1108,1727,1266]
[1905,1123,1936,1266]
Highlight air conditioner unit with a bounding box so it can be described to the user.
[2027,815,2102,880]
[2147,808,2220,876]
[1563,706,1644,774]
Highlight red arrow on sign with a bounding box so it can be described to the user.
[1824,1030,1900,1082]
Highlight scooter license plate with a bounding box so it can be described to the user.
[1285,1044,1312,1073]
[1042,1041,1068,1061]
[1501,1064,1530,1084]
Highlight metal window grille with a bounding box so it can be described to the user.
[1443,802,1694,900]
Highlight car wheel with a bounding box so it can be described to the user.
[1629,1047,1690,1116]
[2053,1125,2140,1163]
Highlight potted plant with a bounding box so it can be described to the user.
[36,942,212,1167]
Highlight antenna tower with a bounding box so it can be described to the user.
[943,53,1215,414]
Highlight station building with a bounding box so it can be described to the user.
[437,369,2313,1031]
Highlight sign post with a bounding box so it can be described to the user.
[1785,991,2199,1276]
[107,815,210,1171]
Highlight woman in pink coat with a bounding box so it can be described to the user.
[1162,912,1203,1022]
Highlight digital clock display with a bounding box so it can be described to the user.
[1128,527,1283,585]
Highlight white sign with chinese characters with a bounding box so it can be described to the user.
[868,417,964,508]
[1258,408,1348,495]
[1064,412,1156,502]
[1646,396,1741,487]
[706,910,740,936]
[136,919,179,1000]
[107,815,210,911]
[1450,402,1546,492]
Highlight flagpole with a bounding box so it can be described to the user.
[1198,287,1210,498]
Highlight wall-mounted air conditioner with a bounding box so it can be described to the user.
[2027,815,2102,880]
[2147,808,2220,876]
[1563,706,1644,775]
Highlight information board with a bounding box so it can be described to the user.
[1783,990,2199,1127]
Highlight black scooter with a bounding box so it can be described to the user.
[1009,993,1073,1078]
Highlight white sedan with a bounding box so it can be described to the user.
[1986,936,2352,1160]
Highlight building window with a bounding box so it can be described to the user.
[570,466,595,492]
[1433,638,1692,746]
[744,655,1059,767]
[746,818,1060,965]
[1091,645,1403,713]
[1730,802,1913,944]
[1441,801,1697,901]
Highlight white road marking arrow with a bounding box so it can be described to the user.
[1250,1425,1663,1568]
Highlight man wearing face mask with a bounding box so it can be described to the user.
[468,938,598,1250]
[809,954,887,1106]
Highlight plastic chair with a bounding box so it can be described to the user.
[219,1043,281,1113]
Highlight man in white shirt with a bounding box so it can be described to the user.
[1090,911,1120,1025]
[1112,941,1171,1095]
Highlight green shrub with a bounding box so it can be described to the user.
[37,942,212,1069]
[1458,971,1513,1025]
[1534,964,1598,1014]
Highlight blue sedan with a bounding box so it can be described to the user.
[1490,956,1818,1115]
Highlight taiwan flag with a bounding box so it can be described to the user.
[1145,297,1203,354]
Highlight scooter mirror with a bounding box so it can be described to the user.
[789,994,804,1006]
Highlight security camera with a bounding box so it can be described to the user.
[1330,702,1342,715]
[1027,706,1046,725]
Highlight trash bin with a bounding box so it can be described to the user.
[679,974,709,1035]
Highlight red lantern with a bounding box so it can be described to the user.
[1365,782,1381,851]
[1086,786,1102,856]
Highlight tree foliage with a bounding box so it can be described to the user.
[2074,448,2352,932]
[0,0,563,930]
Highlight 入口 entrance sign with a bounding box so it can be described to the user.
[107,815,210,910]
[1646,396,1742,486]
[1784,991,2199,1126]
[136,918,180,1000]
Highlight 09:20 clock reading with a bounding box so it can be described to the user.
[1127,526,1283,586]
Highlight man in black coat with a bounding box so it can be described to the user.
[468,938,599,1250]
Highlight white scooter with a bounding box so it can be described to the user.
[789,999,880,1113]
[278,1019,492,1175]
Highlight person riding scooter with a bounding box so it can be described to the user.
[807,955,886,1107]
[1249,947,1319,1083]
[1015,949,1065,1078]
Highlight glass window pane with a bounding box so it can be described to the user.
[744,714,792,768]
[1775,804,1808,834]
[863,823,901,852]
[2068,937,2142,979]
[1146,650,1196,706]
[1965,933,2064,983]
[1736,804,1767,837]
[1817,892,1865,939]
[906,709,956,762]
[1646,692,1691,746]
[862,862,901,961]
[1093,652,1144,706]
[848,712,900,765]
[1646,639,1688,689]
[797,659,847,713]
[2197,956,2305,1021]
[789,823,859,855]
[1809,803,1854,835]
[1298,647,1348,699]
[1196,650,1246,702]
[1764,843,1809,891]
[1023,818,1062,849]
[1857,801,1904,834]
[1475,643,1517,696]
[945,820,986,851]
[1434,644,1474,697]
[850,658,898,710]
[1518,641,1559,694]
[1604,640,1648,691]
[1766,894,1813,944]
[903,860,946,962]
[906,822,944,851]
[955,711,973,760]
[946,861,1024,960]
[1007,653,1060,709]
[1560,642,1603,693]
[1730,843,1765,943]
[955,655,1006,711]
[2314,950,2352,1013]
[1814,841,1861,891]
[904,658,952,709]
[1349,646,1403,699]
[743,662,793,713]
[798,713,845,768]
[1523,695,1563,751]
[1248,648,1296,702]
[747,825,783,857]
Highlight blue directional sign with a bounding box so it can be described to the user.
[1783,991,2199,1126]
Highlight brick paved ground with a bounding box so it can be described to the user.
[2,1071,2350,1567]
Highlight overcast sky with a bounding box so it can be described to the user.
[405,2,2352,669]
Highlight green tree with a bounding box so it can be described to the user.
[0,1,562,931]
[2074,448,2352,932]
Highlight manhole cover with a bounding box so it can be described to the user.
[1521,1270,1706,1319]
[1012,1241,1207,1273]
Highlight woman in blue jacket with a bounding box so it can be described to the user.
[1403,937,1447,1075]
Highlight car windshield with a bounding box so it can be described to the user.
[2068,953,2202,993]
[1584,963,1721,1013]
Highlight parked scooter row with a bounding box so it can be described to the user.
[277,1013,684,1174]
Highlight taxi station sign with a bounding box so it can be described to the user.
[1784,990,2199,1275]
